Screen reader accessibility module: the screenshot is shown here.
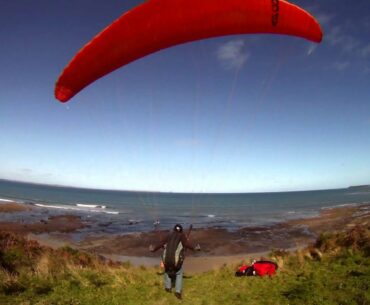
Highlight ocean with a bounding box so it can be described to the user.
[1,179,369,235]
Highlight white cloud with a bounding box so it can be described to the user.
[360,43,370,58]
[216,40,250,70]
[326,26,360,53]
[330,61,350,71]
[308,9,369,75]
[306,44,317,56]
[364,65,370,74]
[316,12,335,26]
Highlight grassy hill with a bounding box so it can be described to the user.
[0,225,369,305]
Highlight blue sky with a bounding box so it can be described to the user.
[1,0,369,193]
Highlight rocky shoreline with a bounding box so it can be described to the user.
[1,201,369,273]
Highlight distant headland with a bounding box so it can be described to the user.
[347,185,370,191]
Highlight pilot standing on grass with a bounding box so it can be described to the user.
[150,224,200,300]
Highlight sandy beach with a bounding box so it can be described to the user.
[1,201,369,274]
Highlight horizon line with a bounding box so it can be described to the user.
[0,178,359,195]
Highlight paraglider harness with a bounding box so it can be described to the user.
[235,260,278,277]
[162,224,192,278]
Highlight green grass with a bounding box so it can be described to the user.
[0,226,369,305]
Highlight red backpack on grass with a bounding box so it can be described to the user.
[235,260,278,277]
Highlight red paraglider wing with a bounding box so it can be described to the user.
[55,0,323,102]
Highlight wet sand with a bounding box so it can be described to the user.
[1,201,369,273]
